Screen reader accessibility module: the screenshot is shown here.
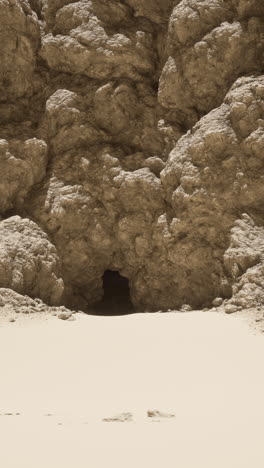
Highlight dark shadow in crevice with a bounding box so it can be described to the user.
[91,270,135,316]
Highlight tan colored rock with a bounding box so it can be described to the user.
[27,145,165,309]
[102,412,133,422]
[212,297,223,307]
[0,0,40,99]
[147,410,175,418]
[224,304,238,314]
[159,1,264,122]
[41,0,130,30]
[224,215,264,309]
[57,312,72,320]
[39,85,178,157]
[236,0,264,17]
[0,0,264,313]
[0,288,39,308]
[0,138,47,214]
[24,75,264,311]
[160,76,264,309]
[125,0,173,24]
[40,1,156,81]
[0,217,64,305]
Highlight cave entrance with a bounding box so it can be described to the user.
[92,270,135,316]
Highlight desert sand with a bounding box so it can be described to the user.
[0,309,264,468]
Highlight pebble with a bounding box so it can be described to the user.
[67,315,76,321]
[224,304,237,314]
[102,412,133,422]
[212,297,223,307]
[147,410,175,419]
[57,312,72,320]
[9,318,16,323]
[180,304,192,312]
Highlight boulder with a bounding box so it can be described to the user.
[0,217,64,305]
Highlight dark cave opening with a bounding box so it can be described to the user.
[91,270,135,316]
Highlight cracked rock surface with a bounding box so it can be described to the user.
[0,216,64,305]
[0,0,264,311]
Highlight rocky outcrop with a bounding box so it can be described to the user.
[0,0,264,311]
[161,75,264,309]
[40,5,155,81]
[0,138,47,214]
[224,215,264,309]
[0,216,64,305]
[0,0,40,100]
[159,1,264,125]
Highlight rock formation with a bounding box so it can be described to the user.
[0,0,263,311]
[0,216,64,304]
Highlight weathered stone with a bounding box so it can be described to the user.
[0,0,264,313]
[0,217,64,305]
[22,75,264,311]
[40,1,156,81]
[0,138,47,214]
[180,304,192,312]
[57,312,72,320]
[102,412,133,422]
[161,76,264,310]
[147,410,175,418]
[212,298,223,307]
[159,3,264,123]
[224,304,238,314]
[0,0,40,99]
[224,215,264,309]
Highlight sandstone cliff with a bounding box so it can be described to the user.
[0,0,263,311]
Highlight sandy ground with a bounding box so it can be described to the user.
[0,309,264,468]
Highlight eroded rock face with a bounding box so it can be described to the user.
[40,0,156,81]
[224,215,264,308]
[159,1,264,125]
[0,0,40,100]
[0,0,264,311]
[0,138,47,214]
[0,217,64,305]
[161,75,264,308]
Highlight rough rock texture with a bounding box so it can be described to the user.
[0,138,47,213]
[0,0,40,100]
[0,217,64,305]
[159,0,264,124]
[0,0,264,311]
[224,215,264,308]
[161,76,264,309]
